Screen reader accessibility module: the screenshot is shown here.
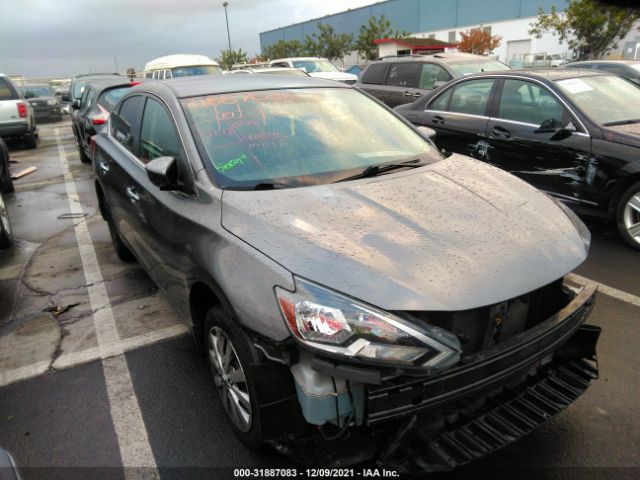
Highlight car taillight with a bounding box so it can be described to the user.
[17,102,27,118]
[91,104,109,125]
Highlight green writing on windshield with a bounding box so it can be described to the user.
[215,154,248,173]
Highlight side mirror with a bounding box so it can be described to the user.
[416,125,437,140]
[145,156,180,191]
[24,91,35,99]
[71,100,81,110]
[535,118,574,141]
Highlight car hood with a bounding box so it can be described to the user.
[221,155,589,312]
[603,124,640,148]
[308,71,358,82]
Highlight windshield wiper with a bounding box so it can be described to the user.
[227,182,294,191]
[603,119,640,126]
[336,159,427,183]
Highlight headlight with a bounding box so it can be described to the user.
[46,99,58,106]
[276,278,461,370]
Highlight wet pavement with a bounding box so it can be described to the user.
[0,120,639,479]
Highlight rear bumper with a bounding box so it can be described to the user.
[0,121,30,137]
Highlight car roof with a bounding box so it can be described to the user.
[73,73,121,79]
[377,52,498,64]
[135,74,346,98]
[270,57,322,62]
[458,68,608,82]
[568,60,639,65]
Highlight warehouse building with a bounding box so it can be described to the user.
[260,0,572,66]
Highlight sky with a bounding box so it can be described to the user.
[0,0,374,78]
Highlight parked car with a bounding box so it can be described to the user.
[143,54,222,79]
[0,190,12,249]
[565,60,640,85]
[92,75,599,471]
[19,84,62,122]
[269,57,357,84]
[0,138,14,193]
[356,53,509,107]
[0,73,37,148]
[229,67,309,76]
[71,78,141,163]
[394,68,640,250]
[69,73,121,106]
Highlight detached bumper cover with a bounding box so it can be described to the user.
[367,284,597,424]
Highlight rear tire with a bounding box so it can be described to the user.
[0,192,13,249]
[23,131,37,149]
[101,194,136,262]
[616,181,640,251]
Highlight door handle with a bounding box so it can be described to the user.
[402,91,412,97]
[126,186,140,202]
[413,93,422,98]
[491,126,512,138]
[432,115,445,125]
[99,159,109,174]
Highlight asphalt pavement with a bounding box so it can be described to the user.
[0,120,638,480]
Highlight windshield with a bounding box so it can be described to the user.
[22,85,53,97]
[448,60,509,76]
[97,86,130,111]
[291,60,339,73]
[72,80,87,100]
[181,88,437,188]
[556,75,640,125]
[171,65,222,77]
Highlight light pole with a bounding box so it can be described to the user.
[222,2,231,52]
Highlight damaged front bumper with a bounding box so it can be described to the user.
[273,283,600,471]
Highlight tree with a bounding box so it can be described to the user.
[529,0,640,59]
[262,39,305,60]
[304,23,353,61]
[355,15,409,61]
[457,29,502,55]
[217,48,248,70]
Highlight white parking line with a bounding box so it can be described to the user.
[55,129,159,476]
[566,273,640,308]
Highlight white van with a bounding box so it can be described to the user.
[143,54,222,80]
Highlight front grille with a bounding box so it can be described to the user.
[403,279,571,356]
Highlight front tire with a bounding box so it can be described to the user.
[616,181,640,251]
[205,307,266,449]
[0,192,13,249]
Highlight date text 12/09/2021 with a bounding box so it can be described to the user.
[233,468,400,477]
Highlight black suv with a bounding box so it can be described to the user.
[356,53,509,108]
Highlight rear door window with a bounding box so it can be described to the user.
[419,63,452,90]
[139,98,182,164]
[0,78,19,101]
[385,63,421,88]
[448,79,495,116]
[361,63,389,85]
[112,95,144,155]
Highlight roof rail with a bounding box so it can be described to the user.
[376,54,429,60]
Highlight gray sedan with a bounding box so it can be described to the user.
[93,75,600,470]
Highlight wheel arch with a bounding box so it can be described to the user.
[608,172,640,222]
[189,278,235,348]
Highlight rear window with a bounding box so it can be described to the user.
[361,63,389,85]
[0,78,19,101]
[171,65,222,77]
[97,86,131,112]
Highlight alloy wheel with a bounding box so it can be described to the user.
[0,195,11,236]
[623,193,640,246]
[208,326,252,432]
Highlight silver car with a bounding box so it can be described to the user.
[93,75,600,471]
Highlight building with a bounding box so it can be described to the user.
[259,0,572,66]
